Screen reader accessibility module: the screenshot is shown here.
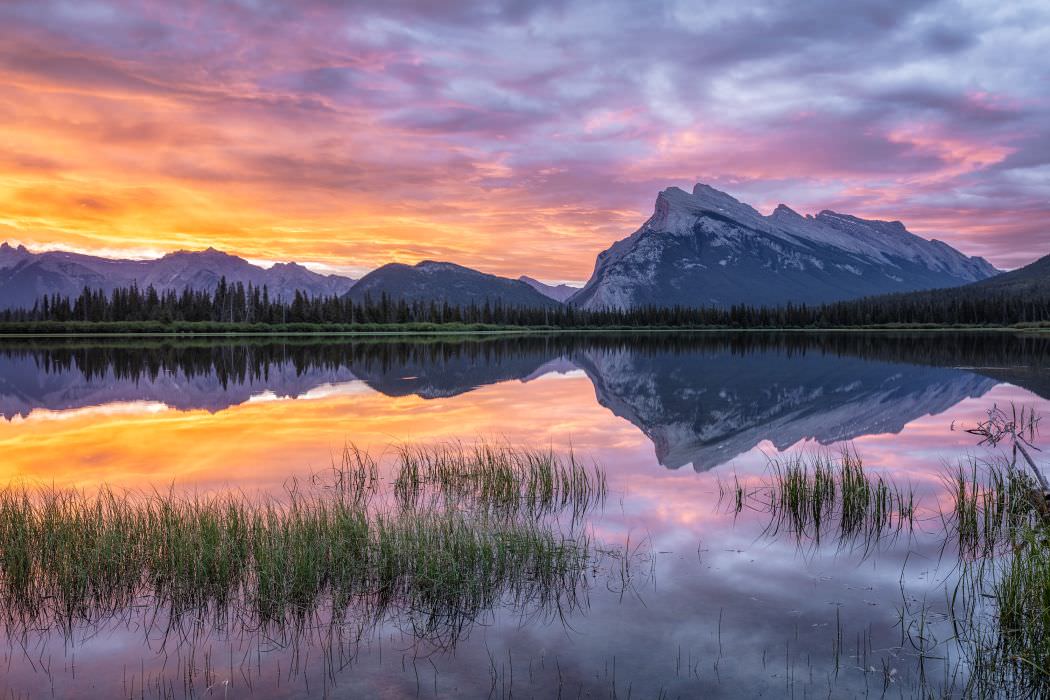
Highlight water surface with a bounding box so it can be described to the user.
[0,331,1047,697]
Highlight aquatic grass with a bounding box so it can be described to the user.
[769,453,839,535]
[946,458,1041,557]
[369,508,590,642]
[717,473,747,515]
[393,441,606,519]
[987,525,1050,692]
[723,448,916,548]
[949,523,1050,698]
[937,406,1050,697]
[0,442,604,648]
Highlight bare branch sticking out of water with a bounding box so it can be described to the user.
[957,403,1048,497]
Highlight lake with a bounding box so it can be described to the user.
[0,331,1047,698]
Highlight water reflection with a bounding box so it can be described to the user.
[0,332,1047,696]
[2,333,1048,471]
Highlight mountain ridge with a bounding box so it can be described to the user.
[346,260,560,309]
[0,243,357,311]
[569,183,999,310]
[965,253,1049,294]
[518,276,580,302]
[0,182,1013,314]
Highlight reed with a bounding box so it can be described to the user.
[987,525,1050,691]
[0,442,604,647]
[394,441,606,518]
[946,458,1040,557]
[724,448,915,546]
[950,523,1050,698]
[942,407,1050,697]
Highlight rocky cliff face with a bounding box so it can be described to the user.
[569,184,999,309]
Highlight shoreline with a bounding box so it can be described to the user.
[0,324,1047,339]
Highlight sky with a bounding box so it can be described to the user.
[0,0,1046,282]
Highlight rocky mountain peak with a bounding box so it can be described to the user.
[770,203,804,220]
[651,183,765,232]
[692,182,747,208]
[571,182,1001,310]
[0,242,32,269]
[163,246,233,260]
[816,210,906,233]
[652,186,691,215]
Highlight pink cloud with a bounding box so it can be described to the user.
[0,0,1045,278]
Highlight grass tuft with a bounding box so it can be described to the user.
[0,442,605,648]
[723,447,916,548]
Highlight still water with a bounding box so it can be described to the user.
[0,332,1047,698]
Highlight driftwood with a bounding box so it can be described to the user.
[959,404,1050,512]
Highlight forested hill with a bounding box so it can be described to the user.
[965,254,1050,295]
[809,253,1050,326]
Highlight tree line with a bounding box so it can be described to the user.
[1,277,1048,327]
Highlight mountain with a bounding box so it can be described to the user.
[351,345,558,399]
[0,242,32,268]
[569,184,999,310]
[518,276,580,303]
[811,251,1050,325]
[346,261,561,309]
[0,243,356,310]
[959,253,1050,295]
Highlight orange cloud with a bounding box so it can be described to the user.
[0,1,1045,278]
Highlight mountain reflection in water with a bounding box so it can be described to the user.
[1,332,1049,697]
[1,332,1046,470]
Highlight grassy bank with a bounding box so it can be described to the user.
[1,319,1049,337]
[0,320,534,336]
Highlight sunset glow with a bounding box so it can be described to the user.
[1,1,1047,281]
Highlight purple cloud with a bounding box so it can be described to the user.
[0,0,1046,279]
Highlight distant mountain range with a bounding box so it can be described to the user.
[519,276,580,303]
[0,243,355,311]
[569,184,999,309]
[346,261,560,309]
[0,182,1019,312]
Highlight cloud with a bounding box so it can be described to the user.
[0,0,1044,279]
